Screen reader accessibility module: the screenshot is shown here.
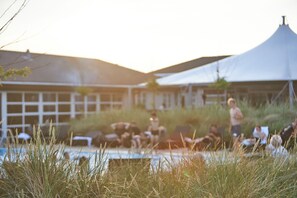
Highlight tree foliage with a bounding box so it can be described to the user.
[0,66,31,84]
[0,0,31,84]
[75,86,93,97]
[146,78,159,109]
[209,76,230,91]
[146,78,159,92]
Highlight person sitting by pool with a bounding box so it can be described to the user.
[128,121,142,149]
[279,118,297,151]
[241,125,268,150]
[78,156,89,175]
[63,152,70,160]
[184,124,221,150]
[110,122,130,147]
[266,135,289,158]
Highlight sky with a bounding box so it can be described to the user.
[0,0,297,73]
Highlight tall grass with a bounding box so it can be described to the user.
[1,138,297,197]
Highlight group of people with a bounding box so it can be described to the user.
[109,97,297,155]
[228,97,297,157]
[184,97,297,156]
[184,124,222,150]
[110,112,166,149]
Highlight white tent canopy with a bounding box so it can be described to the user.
[157,22,297,86]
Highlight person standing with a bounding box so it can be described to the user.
[148,112,160,146]
[228,98,244,149]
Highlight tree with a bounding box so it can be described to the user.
[0,0,31,84]
[146,78,159,110]
[209,66,230,104]
[0,66,31,83]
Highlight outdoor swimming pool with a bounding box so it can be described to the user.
[0,147,238,172]
[0,147,185,171]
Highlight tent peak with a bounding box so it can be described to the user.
[281,16,287,26]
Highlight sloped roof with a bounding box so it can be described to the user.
[157,23,297,86]
[0,50,146,86]
[149,55,229,75]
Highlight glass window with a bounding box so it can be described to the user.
[101,94,111,102]
[141,93,146,105]
[58,93,70,102]
[43,115,56,123]
[75,114,83,119]
[100,104,111,111]
[75,104,84,112]
[58,104,71,112]
[7,116,22,125]
[87,104,96,112]
[44,105,56,112]
[7,93,22,102]
[25,105,38,113]
[25,93,38,102]
[87,95,96,102]
[58,115,70,123]
[75,95,84,102]
[112,94,122,102]
[43,93,56,102]
[7,105,22,114]
[8,127,22,135]
[25,116,39,125]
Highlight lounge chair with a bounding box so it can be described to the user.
[71,131,104,147]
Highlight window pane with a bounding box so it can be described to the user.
[8,127,22,135]
[7,93,22,102]
[112,94,122,102]
[7,105,22,113]
[75,114,83,119]
[8,116,22,125]
[75,104,84,112]
[58,93,70,102]
[25,105,38,112]
[58,115,70,123]
[75,95,83,102]
[25,93,38,102]
[43,115,56,123]
[44,105,56,112]
[87,95,96,102]
[87,104,96,112]
[101,94,110,102]
[25,116,39,125]
[43,93,56,102]
[59,104,70,112]
[100,104,110,111]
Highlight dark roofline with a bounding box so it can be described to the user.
[1,49,145,75]
[2,81,138,88]
[148,55,230,75]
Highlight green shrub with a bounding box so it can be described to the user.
[69,103,296,140]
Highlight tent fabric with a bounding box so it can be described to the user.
[157,24,297,86]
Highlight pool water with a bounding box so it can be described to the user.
[0,147,184,171]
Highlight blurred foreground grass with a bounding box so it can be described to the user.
[0,139,297,197]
